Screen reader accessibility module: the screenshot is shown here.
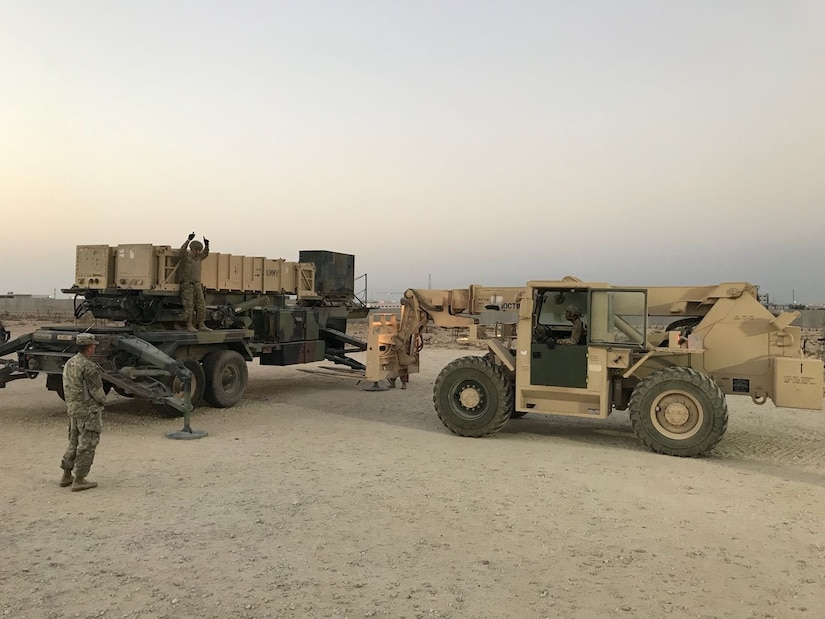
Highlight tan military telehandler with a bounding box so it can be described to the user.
[365,278,824,457]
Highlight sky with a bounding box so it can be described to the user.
[1,1,823,304]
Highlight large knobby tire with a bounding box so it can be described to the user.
[202,350,248,408]
[629,367,728,457]
[433,356,514,437]
[152,359,206,418]
[482,351,525,418]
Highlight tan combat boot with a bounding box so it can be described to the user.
[186,322,198,333]
[197,322,212,332]
[72,477,98,492]
[59,470,74,487]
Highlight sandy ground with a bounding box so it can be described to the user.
[2,321,825,619]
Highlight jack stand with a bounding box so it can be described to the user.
[363,381,388,392]
[166,404,208,440]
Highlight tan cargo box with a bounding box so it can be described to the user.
[242,257,264,292]
[115,244,156,289]
[217,254,243,291]
[75,245,114,289]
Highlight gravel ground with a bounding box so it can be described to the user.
[1,323,825,619]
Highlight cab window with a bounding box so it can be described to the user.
[588,290,647,347]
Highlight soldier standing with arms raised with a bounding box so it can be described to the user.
[59,333,106,491]
[179,232,212,333]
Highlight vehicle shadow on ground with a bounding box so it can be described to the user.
[508,413,825,485]
[242,373,362,402]
[705,455,825,487]
[500,413,647,452]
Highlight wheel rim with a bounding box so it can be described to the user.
[449,378,489,421]
[220,365,240,393]
[649,389,704,440]
[172,372,199,400]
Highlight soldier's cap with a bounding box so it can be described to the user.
[76,333,99,346]
[565,305,582,317]
[190,240,203,251]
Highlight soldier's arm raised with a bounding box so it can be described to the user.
[201,237,210,260]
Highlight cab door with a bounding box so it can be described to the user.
[529,288,589,388]
[528,287,648,389]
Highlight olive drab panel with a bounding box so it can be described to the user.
[299,251,355,300]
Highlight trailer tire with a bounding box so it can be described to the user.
[151,360,206,418]
[629,367,728,457]
[203,350,248,408]
[434,356,513,437]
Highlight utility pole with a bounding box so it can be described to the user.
[428,274,432,289]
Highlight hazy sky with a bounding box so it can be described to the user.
[2,1,823,303]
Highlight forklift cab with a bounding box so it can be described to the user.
[530,287,647,389]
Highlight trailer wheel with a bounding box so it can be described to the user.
[629,367,728,457]
[202,350,248,408]
[434,356,514,437]
[151,360,206,417]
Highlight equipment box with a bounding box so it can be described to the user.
[115,244,155,290]
[75,245,115,289]
[773,357,824,410]
[299,250,354,299]
[218,254,243,291]
[242,257,264,292]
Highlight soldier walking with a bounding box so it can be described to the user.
[179,232,212,332]
[59,333,106,492]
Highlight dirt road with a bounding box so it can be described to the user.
[2,341,825,618]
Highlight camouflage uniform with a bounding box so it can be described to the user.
[179,237,210,327]
[556,305,585,346]
[60,349,106,478]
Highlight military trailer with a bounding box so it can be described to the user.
[0,244,368,416]
[369,278,824,457]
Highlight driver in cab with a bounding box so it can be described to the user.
[535,305,585,346]
[556,305,585,345]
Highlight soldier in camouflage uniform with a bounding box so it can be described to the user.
[179,232,212,333]
[555,305,586,346]
[59,333,107,492]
